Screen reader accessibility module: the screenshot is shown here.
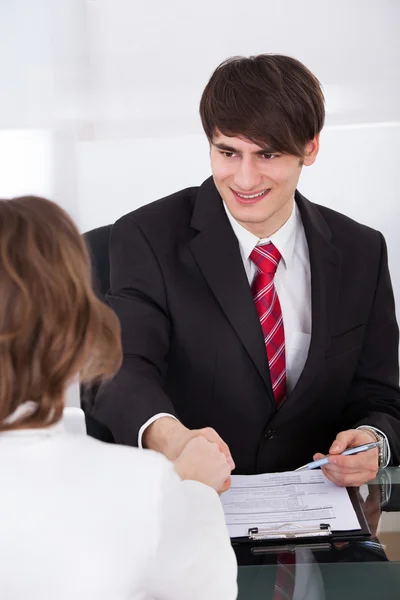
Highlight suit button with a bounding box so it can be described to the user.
[264,429,275,440]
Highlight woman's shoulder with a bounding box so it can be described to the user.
[62,434,177,485]
[50,435,180,526]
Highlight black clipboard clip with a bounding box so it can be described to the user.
[247,523,331,542]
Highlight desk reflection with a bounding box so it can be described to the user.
[236,469,400,600]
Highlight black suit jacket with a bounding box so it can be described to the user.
[93,177,400,473]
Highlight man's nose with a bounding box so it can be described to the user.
[233,158,262,191]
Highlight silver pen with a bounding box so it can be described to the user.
[295,441,382,471]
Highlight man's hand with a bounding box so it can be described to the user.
[174,436,233,493]
[143,417,235,492]
[314,429,379,487]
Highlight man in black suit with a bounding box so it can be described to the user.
[93,54,400,488]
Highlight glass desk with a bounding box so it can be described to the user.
[235,468,400,599]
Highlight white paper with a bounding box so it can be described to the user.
[221,470,360,538]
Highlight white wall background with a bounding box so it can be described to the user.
[1,0,399,404]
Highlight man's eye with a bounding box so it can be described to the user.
[260,153,277,160]
[220,151,237,158]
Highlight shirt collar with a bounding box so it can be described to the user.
[223,200,300,268]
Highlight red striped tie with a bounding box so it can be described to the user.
[250,243,287,405]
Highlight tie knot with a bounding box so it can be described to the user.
[250,243,282,275]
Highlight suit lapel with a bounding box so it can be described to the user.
[189,177,274,403]
[188,180,342,410]
[285,191,342,406]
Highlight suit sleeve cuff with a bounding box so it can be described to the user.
[138,413,178,449]
[356,425,391,468]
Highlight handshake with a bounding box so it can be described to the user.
[144,416,382,490]
[144,417,235,494]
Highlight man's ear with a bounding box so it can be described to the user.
[302,134,320,167]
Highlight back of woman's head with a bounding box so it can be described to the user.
[0,196,122,431]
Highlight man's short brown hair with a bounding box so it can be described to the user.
[199,54,325,157]
[0,196,122,431]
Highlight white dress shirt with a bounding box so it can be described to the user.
[0,408,237,600]
[224,201,312,395]
[140,200,390,465]
[139,202,310,445]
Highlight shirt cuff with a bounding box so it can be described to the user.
[138,413,178,449]
[356,425,391,468]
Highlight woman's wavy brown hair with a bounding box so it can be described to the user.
[0,196,122,431]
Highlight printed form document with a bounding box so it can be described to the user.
[221,470,360,538]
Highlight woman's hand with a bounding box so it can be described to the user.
[174,436,233,493]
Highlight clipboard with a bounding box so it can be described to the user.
[231,487,371,545]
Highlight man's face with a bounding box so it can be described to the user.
[210,132,319,237]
